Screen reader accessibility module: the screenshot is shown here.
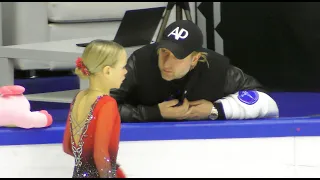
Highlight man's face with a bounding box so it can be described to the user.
[158,48,193,81]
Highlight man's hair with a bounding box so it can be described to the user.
[190,51,209,68]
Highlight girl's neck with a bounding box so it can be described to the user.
[88,76,112,95]
[88,87,110,95]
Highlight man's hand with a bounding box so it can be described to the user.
[159,98,190,120]
[186,99,213,120]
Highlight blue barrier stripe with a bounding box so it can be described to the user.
[15,76,79,94]
[2,118,320,146]
[293,119,320,136]
[120,122,296,141]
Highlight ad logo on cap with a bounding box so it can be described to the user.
[167,27,189,40]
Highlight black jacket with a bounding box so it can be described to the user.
[110,43,264,123]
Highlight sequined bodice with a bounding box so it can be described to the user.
[67,95,120,178]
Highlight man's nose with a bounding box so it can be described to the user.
[163,58,174,68]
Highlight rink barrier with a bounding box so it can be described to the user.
[1,115,320,146]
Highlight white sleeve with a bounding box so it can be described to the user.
[215,90,279,119]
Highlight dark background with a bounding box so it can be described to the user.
[215,2,320,92]
[17,2,320,93]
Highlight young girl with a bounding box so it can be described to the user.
[62,40,127,178]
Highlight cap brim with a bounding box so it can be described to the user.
[156,40,191,59]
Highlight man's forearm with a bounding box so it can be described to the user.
[215,90,279,120]
[118,104,163,123]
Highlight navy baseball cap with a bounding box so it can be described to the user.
[157,20,204,59]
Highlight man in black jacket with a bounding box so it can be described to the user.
[110,20,279,123]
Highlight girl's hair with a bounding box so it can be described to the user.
[75,40,125,79]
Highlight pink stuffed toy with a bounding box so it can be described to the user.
[0,85,53,129]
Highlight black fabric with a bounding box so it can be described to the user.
[110,43,264,122]
[157,20,204,59]
[213,102,226,120]
[216,2,320,91]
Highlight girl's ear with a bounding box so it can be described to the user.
[103,66,112,76]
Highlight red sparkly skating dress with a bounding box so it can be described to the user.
[63,95,124,178]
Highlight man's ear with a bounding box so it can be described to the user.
[191,53,201,65]
[103,66,112,76]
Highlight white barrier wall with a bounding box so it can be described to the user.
[1,137,320,178]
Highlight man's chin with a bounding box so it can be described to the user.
[161,74,174,81]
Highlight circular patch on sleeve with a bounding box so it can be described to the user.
[237,90,259,105]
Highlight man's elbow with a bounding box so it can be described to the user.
[118,105,133,123]
[261,93,279,118]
